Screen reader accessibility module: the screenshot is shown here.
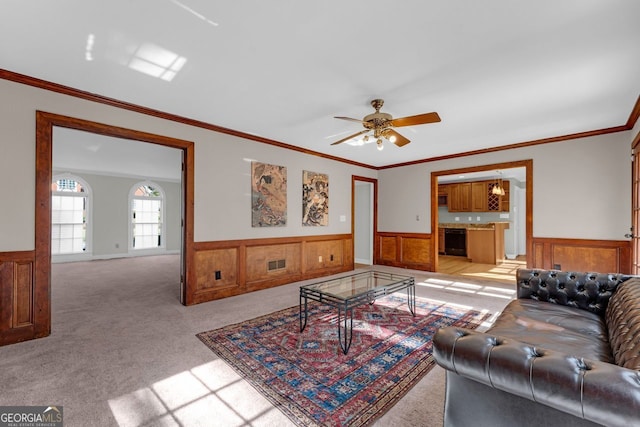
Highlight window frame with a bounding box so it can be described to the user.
[51,173,93,261]
[128,180,166,254]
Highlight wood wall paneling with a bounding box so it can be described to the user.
[552,246,618,273]
[305,240,343,272]
[192,234,352,302]
[401,237,431,266]
[379,236,397,263]
[246,243,302,285]
[0,252,37,346]
[531,237,631,274]
[376,233,432,271]
[195,248,239,291]
[13,261,34,327]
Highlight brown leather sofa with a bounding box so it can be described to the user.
[433,269,640,427]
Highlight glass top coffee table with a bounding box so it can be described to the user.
[299,271,415,354]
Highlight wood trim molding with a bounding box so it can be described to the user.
[380,126,630,169]
[626,94,640,129]
[0,69,372,170]
[36,111,196,303]
[2,69,637,170]
[20,112,196,346]
[193,233,352,251]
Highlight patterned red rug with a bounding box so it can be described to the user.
[197,294,489,427]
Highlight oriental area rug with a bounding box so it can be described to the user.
[197,295,489,427]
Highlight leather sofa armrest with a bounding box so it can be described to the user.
[433,327,640,427]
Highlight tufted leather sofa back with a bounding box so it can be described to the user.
[516,269,632,317]
[605,278,640,370]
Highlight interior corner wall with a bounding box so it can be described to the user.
[378,130,632,241]
[0,78,376,253]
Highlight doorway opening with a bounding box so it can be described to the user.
[52,127,184,298]
[431,160,532,283]
[34,111,195,342]
[352,176,378,268]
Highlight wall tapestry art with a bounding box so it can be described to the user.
[251,162,287,227]
[302,170,329,226]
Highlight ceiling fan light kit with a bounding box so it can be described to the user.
[332,99,441,150]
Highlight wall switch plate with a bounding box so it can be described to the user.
[339,215,346,222]
[476,216,481,221]
[499,213,509,219]
[468,216,472,221]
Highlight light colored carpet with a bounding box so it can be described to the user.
[0,255,514,426]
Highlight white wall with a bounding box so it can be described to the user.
[0,79,376,252]
[0,77,634,253]
[378,131,632,241]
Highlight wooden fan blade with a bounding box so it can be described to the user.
[390,112,441,127]
[385,129,411,147]
[330,129,369,145]
[334,116,365,123]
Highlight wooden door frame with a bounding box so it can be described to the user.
[632,133,640,274]
[35,112,195,337]
[430,159,533,271]
[352,176,378,265]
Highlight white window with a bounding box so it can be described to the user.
[130,182,165,250]
[51,175,91,255]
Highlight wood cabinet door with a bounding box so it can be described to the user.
[471,182,488,211]
[447,184,460,211]
[459,183,471,211]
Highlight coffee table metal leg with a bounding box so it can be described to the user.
[337,305,353,354]
[407,283,416,316]
[299,293,308,332]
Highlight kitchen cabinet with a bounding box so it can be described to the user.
[471,182,488,212]
[500,181,510,212]
[438,185,449,207]
[446,179,509,213]
[487,180,510,212]
[466,223,509,264]
[448,182,471,212]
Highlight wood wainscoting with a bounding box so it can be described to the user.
[0,251,48,345]
[531,237,631,274]
[375,232,432,271]
[191,234,353,304]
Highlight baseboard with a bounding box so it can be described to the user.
[52,249,180,263]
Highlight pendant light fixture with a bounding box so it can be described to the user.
[492,171,505,196]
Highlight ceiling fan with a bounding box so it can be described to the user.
[331,99,441,150]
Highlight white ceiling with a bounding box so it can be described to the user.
[3,1,640,168]
[53,128,183,182]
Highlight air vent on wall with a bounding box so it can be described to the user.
[268,259,286,271]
